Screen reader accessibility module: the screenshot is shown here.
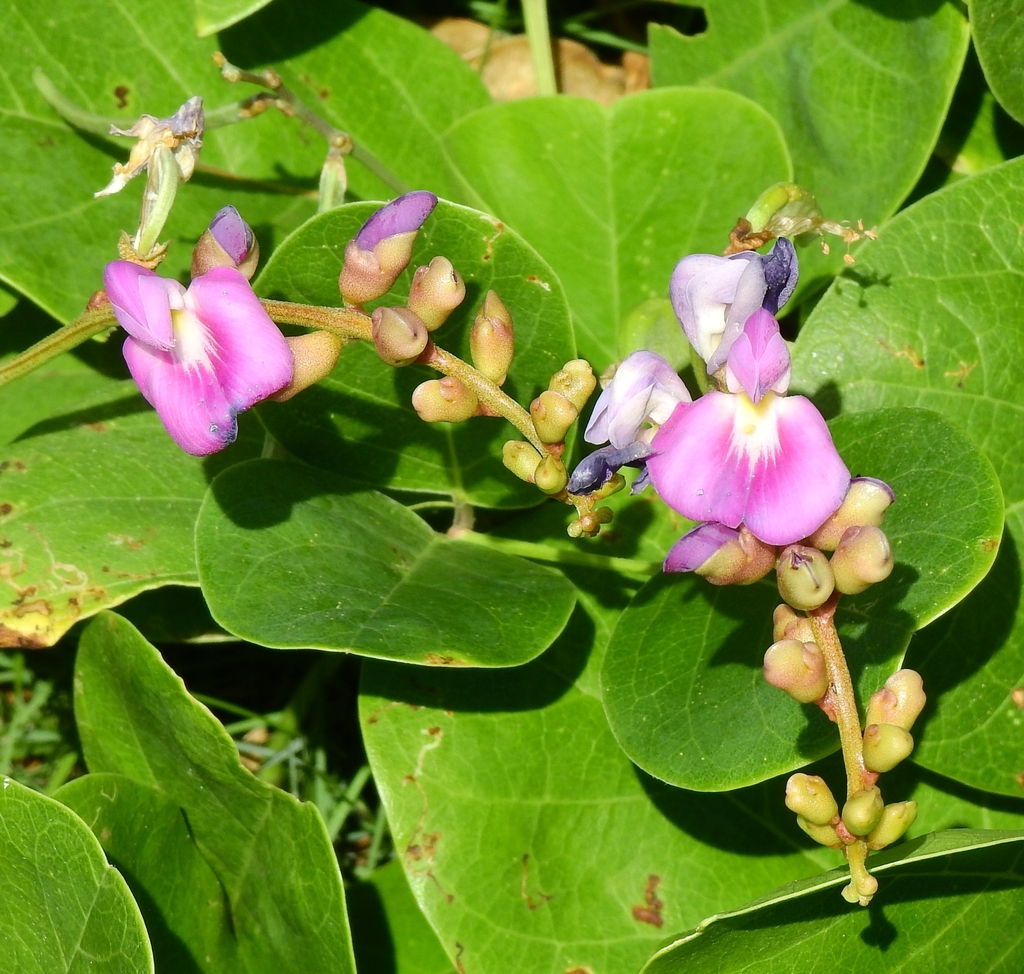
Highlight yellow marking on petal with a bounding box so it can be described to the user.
[728,392,781,471]
[170,307,216,374]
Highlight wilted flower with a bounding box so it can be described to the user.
[104,260,292,455]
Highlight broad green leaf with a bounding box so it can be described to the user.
[255,200,575,507]
[196,460,575,664]
[0,776,153,974]
[360,601,839,974]
[348,860,455,974]
[195,0,272,36]
[0,402,259,648]
[443,89,791,368]
[74,611,357,974]
[601,407,1003,791]
[641,830,1024,973]
[649,0,969,297]
[791,157,1024,796]
[56,773,236,973]
[971,0,1024,125]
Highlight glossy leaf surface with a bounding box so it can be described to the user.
[971,0,1024,125]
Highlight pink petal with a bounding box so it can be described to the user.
[187,268,293,411]
[743,396,850,545]
[103,261,180,349]
[123,337,237,456]
[664,522,740,573]
[355,191,437,250]
[725,309,792,402]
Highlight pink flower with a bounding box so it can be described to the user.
[104,261,293,455]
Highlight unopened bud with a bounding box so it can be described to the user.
[776,545,835,611]
[763,640,828,704]
[548,360,597,413]
[772,604,814,643]
[470,291,515,384]
[866,669,926,732]
[269,331,343,402]
[863,723,914,772]
[831,525,894,595]
[370,306,428,366]
[412,376,478,423]
[531,391,578,444]
[808,477,894,551]
[665,523,775,585]
[503,441,542,483]
[866,801,918,849]
[534,455,568,494]
[841,787,884,837]
[785,773,839,826]
[192,205,260,279]
[407,257,466,331]
[796,815,842,848]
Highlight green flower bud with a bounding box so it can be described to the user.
[808,477,894,551]
[530,390,579,444]
[776,545,835,611]
[763,640,829,704]
[370,306,428,366]
[866,801,918,850]
[785,773,839,826]
[866,669,926,732]
[863,723,914,773]
[548,360,597,413]
[412,376,478,423]
[269,331,343,402]
[831,525,894,595]
[841,787,884,837]
[407,256,466,331]
[534,455,568,494]
[469,291,515,384]
[796,815,843,849]
[772,603,814,643]
[502,441,542,483]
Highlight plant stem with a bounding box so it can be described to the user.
[260,299,372,341]
[0,307,116,389]
[521,0,558,96]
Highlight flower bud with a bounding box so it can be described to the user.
[831,525,894,595]
[339,191,437,304]
[863,723,914,773]
[665,523,775,585]
[192,206,260,279]
[530,391,578,444]
[866,801,917,850]
[776,545,835,611]
[785,773,838,826]
[503,440,542,483]
[796,816,842,849]
[411,376,478,423]
[269,331,344,402]
[808,477,894,551]
[549,360,597,413]
[772,604,814,643]
[866,669,926,732]
[534,455,568,494]
[407,257,466,331]
[841,787,884,837]
[370,306,428,366]
[470,291,515,384]
[763,640,828,704]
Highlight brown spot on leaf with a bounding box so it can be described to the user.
[877,339,925,370]
[1012,688,1024,710]
[982,537,1000,553]
[454,942,466,974]
[632,874,664,927]
[0,625,47,648]
[318,87,329,100]
[566,968,594,974]
[365,700,422,724]
[526,274,551,291]
[1017,772,1024,792]
[521,853,552,910]
[0,504,12,516]
[85,423,108,432]
[102,566,157,580]
[12,599,51,618]
[100,828,112,842]
[944,360,977,389]
[38,135,55,148]
[113,85,129,109]
[0,539,10,549]
[426,653,460,666]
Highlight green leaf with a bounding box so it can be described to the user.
[601,407,1003,791]
[359,600,839,974]
[0,776,153,974]
[194,0,273,36]
[970,0,1024,126]
[255,200,576,507]
[74,611,357,974]
[640,829,1024,973]
[196,460,576,665]
[443,89,792,368]
[791,156,1024,796]
[0,403,260,648]
[56,773,237,973]
[348,860,456,974]
[649,0,969,296]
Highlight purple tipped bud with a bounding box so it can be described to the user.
[355,191,437,250]
[808,476,895,551]
[866,669,926,732]
[761,237,799,315]
[531,391,578,444]
[665,522,776,585]
[863,723,914,772]
[842,787,884,837]
[412,376,478,423]
[831,525,894,595]
[763,639,828,703]
[724,309,791,403]
[776,545,835,611]
[370,306,429,366]
[270,332,343,402]
[785,773,839,826]
[192,206,260,279]
[866,801,918,850]
[407,256,466,331]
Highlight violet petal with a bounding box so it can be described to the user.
[762,237,799,315]
[209,205,254,265]
[567,441,653,495]
[664,522,740,573]
[355,191,438,250]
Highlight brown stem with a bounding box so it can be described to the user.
[0,306,116,388]
[260,299,372,342]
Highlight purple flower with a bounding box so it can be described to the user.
[104,261,293,456]
[355,191,437,250]
[585,350,691,449]
[209,205,255,266]
[664,522,743,573]
[647,311,849,546]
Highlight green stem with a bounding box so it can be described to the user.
[260,299,372,341]
[521,0,558,96]
[134,143,179,258]
[326,764,372,842]
[354,802,389,879]
[452,529,660,576]
[0,307,116,389]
